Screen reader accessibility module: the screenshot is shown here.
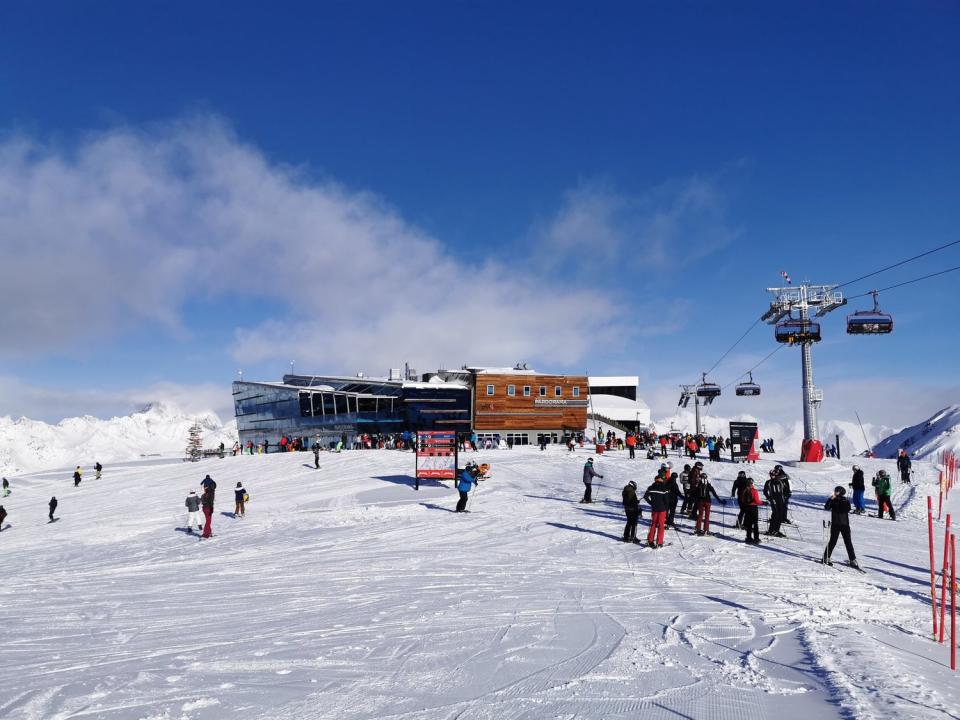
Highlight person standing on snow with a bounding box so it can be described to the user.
[234,482,246,517]
[2,477,9,497]
[626,432,636,459]
[731,470,750,528]
[581,458,602,503]
[665,471,684,527]
[185,490,202,532]
[200,486,215,538]
[48,496,58,521]
[73,466,82,487]
[201,474,216,499]
[679,464,693,516]
[763,470,788,537]
[94,462,102,480]
[643,474,671,548]
[823,486,860,568]
[455,465,479,512]
[0,504,7,530]
[771,465,793,524]
[896,450,912,484]
[693,473,725,536]
[849,465,866,514]
[621,480,641,543]
[739,477,763,544]
[686,462,704,518]
[313,443,321,469]
[872,470,896,520]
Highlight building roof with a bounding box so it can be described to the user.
[589,394,651,421]
[589,376,640,387]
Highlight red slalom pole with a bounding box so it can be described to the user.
[930,499,939,638]
[952,533,956,671]
[942,514,952,643]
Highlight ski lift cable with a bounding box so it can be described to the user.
[845,263,960,300]
[722,344,784,390]
[836,238,960,290]
[703,315,764,376]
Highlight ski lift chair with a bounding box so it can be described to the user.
[846,291,893,335]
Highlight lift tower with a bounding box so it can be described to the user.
[762,283,845,462]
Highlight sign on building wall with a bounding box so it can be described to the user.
[415,431,458,486]
[729,422,760,463]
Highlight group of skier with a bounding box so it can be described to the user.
[183,475,248,538]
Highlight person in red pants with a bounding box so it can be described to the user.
[643,474,671,548]
[201,486,215,538]
[694,473,726,536]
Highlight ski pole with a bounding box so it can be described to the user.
[672,520,685,550]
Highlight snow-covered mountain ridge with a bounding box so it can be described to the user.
[872,404,960,459]
[0,401,237,476]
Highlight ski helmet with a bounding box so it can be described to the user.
[834,485,846,496]
[737,470,746,477]
[853,465,860,471]
[628,480,637,489]
[586,458,593,464]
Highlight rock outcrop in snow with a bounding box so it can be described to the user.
[872,405,960,459]
[0,401,237,476]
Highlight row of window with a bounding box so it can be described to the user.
[485,384,581,398]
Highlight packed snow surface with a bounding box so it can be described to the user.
[0,402,237,476]
[1,447,958,719]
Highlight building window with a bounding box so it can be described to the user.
[539,386,546,397]
[507,385,515,396]
[523,386,531,397]
[572,386,580,397]
[486,385,495,396]
[554,386,562,397]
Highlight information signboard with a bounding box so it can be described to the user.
[415,431,458,486]
[729,422,760,463]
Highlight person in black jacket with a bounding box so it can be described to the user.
[73,467,82,487]
[731,471,750,529]
[234,482,247,518]
[665,472,684,527]
[823,486,859,568]
[621,481,641,543]
[849,465,866,514]
[693,474,725,536]
[48,496,58,521]
[896,450,912,484]
[771,465,793,524]
[0,504,7,530]
[763,470,788,537]
[644,476,672,548]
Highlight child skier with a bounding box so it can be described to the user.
[185,490,202,532]
[823,486,860,568]
[234,482,246,517]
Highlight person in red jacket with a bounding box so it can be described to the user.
[739,477,763,544]
[626,433,637,459]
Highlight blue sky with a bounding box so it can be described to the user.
[0,1,957,428]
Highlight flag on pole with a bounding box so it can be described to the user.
[780,270,792,285]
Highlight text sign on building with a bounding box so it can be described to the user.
[729,422,760,463]
[416,431,458,480]
[533,399,590,407]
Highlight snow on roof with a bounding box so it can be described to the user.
[589,376,639,387]
[470,367,541,376]
[589,394,651,421]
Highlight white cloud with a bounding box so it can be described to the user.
[0,117,628,373]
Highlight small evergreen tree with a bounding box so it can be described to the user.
[186,422,203,462]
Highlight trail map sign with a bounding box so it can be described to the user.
[729,422,760,463]
[415,431,458,487]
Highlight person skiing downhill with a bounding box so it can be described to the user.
[234,482,246,517]
[644,474,671,548]
[731,471,750,528]
[48,496,58,521]
[849,465,866,514]
[872,470,896,520]
[621,480,641,543]
[73,467,82,487]
[823,486,860,568]
[693,473,725,536]
[185,490,202,532]
[581,458,602,503]
[739,477,763,544]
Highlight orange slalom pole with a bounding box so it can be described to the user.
[930,499,939,638]
[942,514,952,643]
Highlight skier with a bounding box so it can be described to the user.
[201,474,217,498]
[95,462,102,480]
[2,477,9,497]
[693,473,725,536]
[739,477,763,544]
[896,450,912,484]
[763,469,788,537]
[872,469,896,520]
[455,464,478,512]
[581,458,602,503]
[313,443,321,469]
[48,496,58,521]
[234,482,246,518]
[643,474,671,548]
[0,504,6,530]
[849,465,866,514]
[621,480,641,543]
[679,464,693,516]
[686,462,704,518]
[665,471,684,527]
[73,466,82,487]
[201,486,215,538]
[771,465,793,524]
[823,486,860,568]
[185,490,202,532]
[731,470,750,528]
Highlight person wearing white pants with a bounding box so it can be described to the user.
[185,490,202,532]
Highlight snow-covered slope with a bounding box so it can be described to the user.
[1,448,957,718]
[873,405,960,460]
[653,409,893,456]
[0,401,237,475]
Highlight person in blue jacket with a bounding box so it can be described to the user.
[456,465,479,512]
